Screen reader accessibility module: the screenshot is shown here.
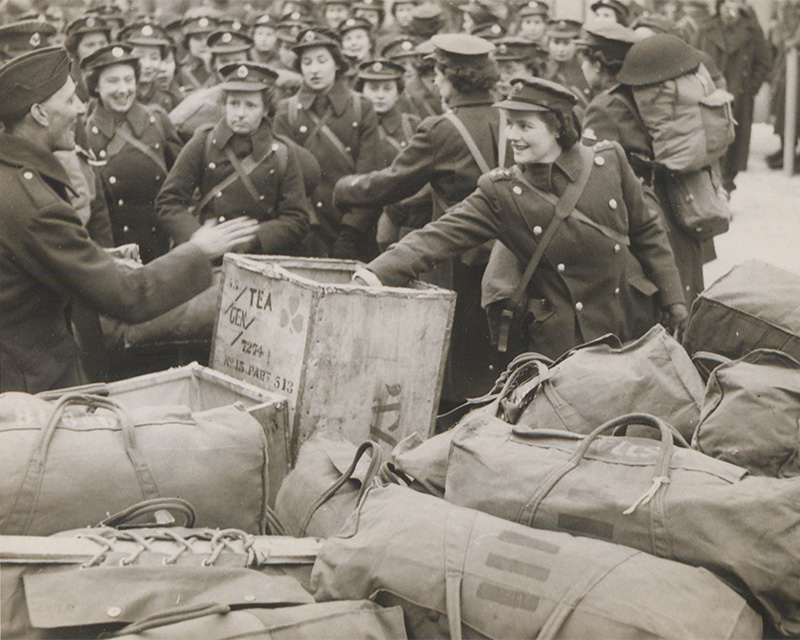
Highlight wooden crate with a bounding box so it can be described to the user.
[210,256,456,458]
[43,363,290,506]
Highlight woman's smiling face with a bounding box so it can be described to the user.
[97,62,137,114]
[505,109,561,165]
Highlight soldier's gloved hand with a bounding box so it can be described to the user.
[663,303,689,340]
[332,224,363,260]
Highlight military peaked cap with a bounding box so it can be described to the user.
[219,61,279,91]
[207,30,254,54]
[80,43,138,73]
[546,19,581,39]
[356,57,405,81]
[119,22,171,47]
[494,36,544,62]
[0,46,71,120]
[408,4,445,37]
[292,27,342,52]
[495,76,578,112]
[66,15,112,37]
[339,17,373,35]
[590,0,630,23]
[429,33,495,67]
[518,1,549,18]
[576,20,637,64]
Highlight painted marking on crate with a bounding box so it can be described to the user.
[369,382,402,445]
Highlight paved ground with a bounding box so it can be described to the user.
[703,123,800,285]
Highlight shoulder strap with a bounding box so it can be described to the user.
[288,94,300,130]
[513,168,630,247]
[352,91,362,122]
[276,141,288,176]
[400,112,414,142]
[444,111,491,175]
[497,109,508,170]
[497,145,593,351]
[113,121,168,175]
[305,108,356,171]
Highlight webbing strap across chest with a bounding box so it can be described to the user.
[497,145,594,352]
[444,111,492,174]
[110,120,168,175]
[194,138,283,215]
[290,93,360,171]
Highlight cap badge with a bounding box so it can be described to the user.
[290,12,301,19]
[232,20,242,30]
[141,25,153,36]
[237,64,249,77]
[558,20,566,28]
[222,32,233,43]
[511,81,524,94]
[198,17,210,28]
[86,17,97,27]
[29,32,41,47]
[401,40,412,50]
[498,43,507,54]
[491,24,501,34]
[373,61,383,71]
[346,18,355,26]
[112,46,125,58]
[303,30,316,43]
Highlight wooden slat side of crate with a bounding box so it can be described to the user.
[296,286,454,452]
[212,256,456,460]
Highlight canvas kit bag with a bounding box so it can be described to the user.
[311,484,761,640]
[662,166,731,240]
[275,438,383,538]
[692,349,800,477]
[0,393,270,535]
[1,497,325,639]
[443,412,800,636]
[683,260,800,361]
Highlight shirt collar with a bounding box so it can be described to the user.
[209,118,276,157]
[0,132,75,194]
[91,101,148,138]
[447,91,494,110]
[296,78,351,116]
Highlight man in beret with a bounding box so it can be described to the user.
[0,47,258,392]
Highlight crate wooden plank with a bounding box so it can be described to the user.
[211,256,456,459]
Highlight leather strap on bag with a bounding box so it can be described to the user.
[298,441,384,537]
[497,145,594,352]
[5,394,161,535]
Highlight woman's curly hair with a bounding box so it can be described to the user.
[577,46,624,78]
[436,58,500,94]
[538,108,581,150]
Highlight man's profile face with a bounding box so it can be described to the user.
[41,77,86,151]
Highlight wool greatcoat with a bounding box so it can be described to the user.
[84,101,183,263]
[333,89,512,400]
[0,133,213,393]
[155,118,311,254]
[273,78,382,258]
[366,141,685,360]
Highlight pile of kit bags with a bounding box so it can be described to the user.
[2,260,800,639]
